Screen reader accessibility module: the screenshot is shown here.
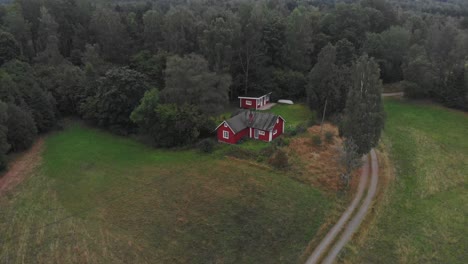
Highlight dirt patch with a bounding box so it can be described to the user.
[286,123,358,193]
[0,138,44,196]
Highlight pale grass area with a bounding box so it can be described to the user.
[0,170,156,263]
[407,128,466,198]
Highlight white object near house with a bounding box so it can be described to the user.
[278,99,294,105]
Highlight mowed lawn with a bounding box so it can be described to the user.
[0,122,333,263]
[346,100,467,263]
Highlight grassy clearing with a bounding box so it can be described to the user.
[343,99,467,263]
[0,123,335,263]
[269,104,313,128]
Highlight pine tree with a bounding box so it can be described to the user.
[340,55,385,155]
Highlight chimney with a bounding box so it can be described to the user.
[249,111,254,124]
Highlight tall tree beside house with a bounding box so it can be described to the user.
[162,54,231,116]
[0,100,9,170]
[284,6,318,72]
[199,11,239,73]
[162,6,198,55]
[81,67,150,134]
[307,43,349,116]
[131,89,211,147]
[234,2,265,96]
[340,55,385,155]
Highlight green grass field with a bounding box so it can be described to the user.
[344,100,467,263]
[270,104,313,128]
[0,122,334,263]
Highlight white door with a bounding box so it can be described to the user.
[254,129,259,139]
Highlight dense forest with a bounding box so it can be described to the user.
[0,0,467,169]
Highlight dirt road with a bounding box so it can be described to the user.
[305,155,370,264]
[0,138,44,196]
[306,149,379,264]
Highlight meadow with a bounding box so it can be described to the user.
[0,120,334,263]
[343,99,467,263]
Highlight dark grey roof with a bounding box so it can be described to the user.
[238,92,272,98]
[225,110,282,133]
[225,113,248,133]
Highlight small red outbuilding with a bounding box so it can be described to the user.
[238,92,272,110]
[216,110,285,144]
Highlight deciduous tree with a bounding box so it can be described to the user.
[340,55,385,155]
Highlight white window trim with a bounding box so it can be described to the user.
[246,100,252,106]
[259,130,265,136]
[273,129,277,135]
[276,119,279,124]
[224,123,227,127]
[223,131,229,139]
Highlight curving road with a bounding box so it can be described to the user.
[305,154,370,264]
[306,149,379,264]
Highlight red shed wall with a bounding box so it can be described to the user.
[240,98,258,109]
[217,124,249,144]
[271,118,284,140]
[255,129,270,142]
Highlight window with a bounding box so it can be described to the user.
[223,131,229,139]
[276,119,279,124]
[259,131,265,136]
[273,129,277,135]
[246,100,252,106]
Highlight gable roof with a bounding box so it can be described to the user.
[225,114,248,133]
[238,92,272,99]
[218,110,285,134]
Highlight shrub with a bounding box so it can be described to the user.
[6,104,37,151]
[259,144,276,158]
[198,138,215,153]
[295,123,307,134]
[307,112,317,127]
[268,149,289,169]
[401,81,425,99]
[311,134,322,146]
[325,131,334,143]
[273,137,290,148]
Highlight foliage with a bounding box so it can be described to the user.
[325,131,334,143]
[162,54,231,116]
[268,149,289,169]
[197,138,216,153]
[5,103,37,151]
[0,31,20,65]
[338,138,362,188]
[340,55,385,155]
[131,89,213,147]
[311,134,322,146]
[307,43,349,116]
[1,60,56,132]
[0,100,9,170]
[348,99,468,263]
[0,122,333,263]
[81,67,150,134]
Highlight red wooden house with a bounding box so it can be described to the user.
[238,92,272,110]
[216,110,285,144]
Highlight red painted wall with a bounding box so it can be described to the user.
[271,117,284,140]
[258,129,270,142]
[217,123,249,144]
[240,98,257,109]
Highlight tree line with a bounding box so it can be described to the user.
[0,0,467,170]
